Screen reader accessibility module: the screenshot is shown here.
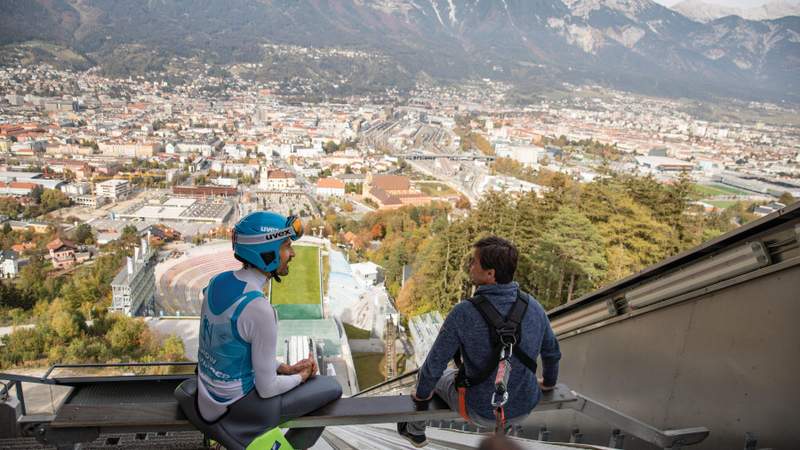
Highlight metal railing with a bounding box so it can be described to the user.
[0,361,197,418]
[353,368,418,397]
[0,379,25,415]
[39,361,197,383]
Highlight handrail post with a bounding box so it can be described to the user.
[14,382,26,416]
[0,381,22,438]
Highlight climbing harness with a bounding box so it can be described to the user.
[453,290,537,435]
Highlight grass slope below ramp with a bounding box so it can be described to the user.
[271,245,322,319]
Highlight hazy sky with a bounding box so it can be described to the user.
[654,0,779,8]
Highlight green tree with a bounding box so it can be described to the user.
[40,189,71,213]
[107,316,149,357]
[159,335,186,361]
[534,206,607,307]
[0,281,35,310]
[0,328,46,368]
[121,225,139,245]
[63,337,106,363]
[73,223,94,244]
[323,141,339,154]
[0,197,22,219]
[48,298,85,340]
[19,255,55,301]
[579,180,675,284]
[29,185,43,204]
[492,157,537,183]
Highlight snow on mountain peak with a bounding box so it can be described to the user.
[672,0,800,23]
[565,0,656,19]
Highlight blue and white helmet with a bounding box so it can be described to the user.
[232,211,303,274]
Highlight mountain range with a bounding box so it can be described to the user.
[671,0,800,23]
[0,0,798,102]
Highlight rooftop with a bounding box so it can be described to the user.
[0,171,42,179]
[317,177,345,189]
[371,174,410,191]
[47,238,77,251]
[268,169,295,179]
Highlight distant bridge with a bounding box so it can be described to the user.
[395,151,496,162]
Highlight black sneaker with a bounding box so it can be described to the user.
[397,422,428,448]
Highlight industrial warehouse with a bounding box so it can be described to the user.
[116,196,234,224]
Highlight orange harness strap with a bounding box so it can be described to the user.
[457,387,470,422]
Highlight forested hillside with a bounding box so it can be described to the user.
[346,173,752,314]
[0,228,185,370]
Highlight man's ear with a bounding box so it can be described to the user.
[487,268,496,283]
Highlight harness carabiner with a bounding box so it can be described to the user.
[491,358,511,409]
[502,343,514,359]
[491,389,509,408]
[492,357,511,436]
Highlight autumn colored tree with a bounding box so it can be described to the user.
[370,223,386,240]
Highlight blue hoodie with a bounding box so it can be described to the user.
[415,282,561,422]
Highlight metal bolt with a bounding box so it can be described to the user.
[609,429,625,449]
[538,426,550,441]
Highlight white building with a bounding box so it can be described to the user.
[110,237,156,316]
[260,169,297,191]
[351,261,382,287]
[176,143,214,156]
[223,144,247,159]
[0,251,19,278]
[257,143,276,159]
[275,144,323,159]
[98,142,159,158]
[213,162,258,178]
[316,177,345,197]
[495,144,544,167]
[212,177,239,187]
[96,179,131,201]
[70,195,107,209]
[61,182,91,196]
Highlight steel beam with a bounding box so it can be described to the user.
[566,391,709,449]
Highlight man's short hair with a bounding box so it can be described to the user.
[473,236,518,284]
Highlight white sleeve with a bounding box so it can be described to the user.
[236,298,302,399]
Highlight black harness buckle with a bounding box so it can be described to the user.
[498,327,518,346]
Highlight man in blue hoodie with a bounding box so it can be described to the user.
[398,236,561,447]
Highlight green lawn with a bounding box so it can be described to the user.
[353,352,385,390]
[692,183,751,197]
[344,323,372,339]
[271,245,322,319]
